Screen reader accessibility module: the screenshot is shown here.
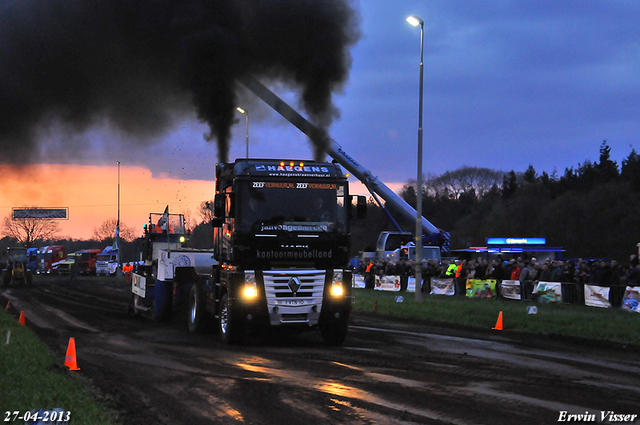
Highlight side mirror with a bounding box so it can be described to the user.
[350,195,367,219]
[213,194,225,218]
[228,193,235,218]
[357,195,367,219]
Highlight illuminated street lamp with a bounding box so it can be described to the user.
[406,15,424,302]
[236,107,249,158]
[116,161,121,277]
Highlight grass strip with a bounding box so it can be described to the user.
[0,309,118,424]
[352,289,640,347]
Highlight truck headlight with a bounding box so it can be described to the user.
[243,283,258,298]
[330,270,344,297]
[330,282,344,297]
[243,272,258,298]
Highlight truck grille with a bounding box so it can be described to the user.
[263,270,325,298]
[262,269,327,326]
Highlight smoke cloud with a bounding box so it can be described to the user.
[0,0,360,164]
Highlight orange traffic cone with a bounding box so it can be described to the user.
[18,311,25,326]
[492,311,503,330]
[5,300,11,312]
[64,338,81,371]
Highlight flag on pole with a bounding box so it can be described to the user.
[113,222,120,250]
[159,206,169,231]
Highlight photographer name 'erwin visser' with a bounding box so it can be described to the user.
[557,410,638,422]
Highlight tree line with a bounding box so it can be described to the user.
[386,140,640,261]
[3,141,639,262]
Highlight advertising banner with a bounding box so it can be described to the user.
[584,285,611,308]
[12,207,68,219]
[375,275,401,291]
[622,286,640,313]
[132,274,147,298]
[534,281,562,303]
[466,279,497,298]
[500,280,522,300]
[431,278,455,296]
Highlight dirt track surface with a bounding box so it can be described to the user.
[3,277,640,425]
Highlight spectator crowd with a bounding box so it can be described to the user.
[355,254,640,293]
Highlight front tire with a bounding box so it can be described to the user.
[219,293,244,344]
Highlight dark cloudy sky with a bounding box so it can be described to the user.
[335,0,640,183]
[3,0,640,185]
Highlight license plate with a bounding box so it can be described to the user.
[280,299,306,306]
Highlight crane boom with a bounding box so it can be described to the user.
[238,75,449,250]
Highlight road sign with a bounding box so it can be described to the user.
[12,208,68,220]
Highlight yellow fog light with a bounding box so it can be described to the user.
[330,283,344,297]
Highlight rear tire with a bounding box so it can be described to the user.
[130,294,143,317]
[188,284,208,333]
[219,293,244,344]
[321,320,348,346]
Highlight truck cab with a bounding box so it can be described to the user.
[75,249,102,275]
[96,247,118,276]
[188,159,365,345]
[376,231,441,263]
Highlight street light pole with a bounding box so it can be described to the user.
[237,107,249,158]
[116,161,122,277]
[407,15,424,302]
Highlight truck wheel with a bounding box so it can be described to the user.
[219,293,244,344]
[130,294,143,317]
[188,284,207,333]
[321,320,348,346]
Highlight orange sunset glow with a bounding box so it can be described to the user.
[0,164,216,240]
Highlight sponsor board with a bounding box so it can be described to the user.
[584,285,611,308]
[12,207,68,219]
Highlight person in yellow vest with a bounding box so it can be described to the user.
[446,261,457,277]
[122,262,133,285]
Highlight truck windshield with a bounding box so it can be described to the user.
[7,249,27,262]
[237,180,347,233]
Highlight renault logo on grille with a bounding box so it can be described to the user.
[288,277,302,294]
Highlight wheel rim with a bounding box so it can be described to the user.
[133,295,140,313]
[190,293,197,324]
[220,301,229,335]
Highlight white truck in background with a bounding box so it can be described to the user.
[96,246,118,276]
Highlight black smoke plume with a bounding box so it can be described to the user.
[0,0,360,163]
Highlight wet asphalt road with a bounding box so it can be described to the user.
[3,277,640,425]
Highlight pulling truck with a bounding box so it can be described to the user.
[39,245,66,274]
[1,247,33,287]
[75,249,102,275]
[187,159,366,345]
[130,212,217,320]
[96,247,118,276]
